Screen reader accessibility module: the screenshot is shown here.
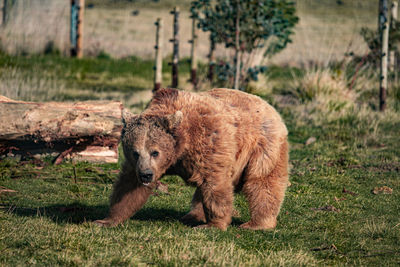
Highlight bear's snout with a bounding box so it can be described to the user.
[138,169,153,185]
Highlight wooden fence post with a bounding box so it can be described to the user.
[208,37,216,82]
[189,16,198,90]
[154,18,163,92]
[70,0,84,58]
[170,6,180,88]
[379,0,389,111]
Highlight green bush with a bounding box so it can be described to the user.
[191,0,298,89]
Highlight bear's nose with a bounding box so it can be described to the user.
[139,169,153,183]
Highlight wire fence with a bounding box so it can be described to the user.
[0,0,386,67]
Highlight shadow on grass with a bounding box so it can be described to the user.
[3,203,207,226]
[4,203,245,227]
[2,203,108,224]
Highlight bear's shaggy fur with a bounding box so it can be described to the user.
[95,88,289,230]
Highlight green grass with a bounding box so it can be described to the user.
[0,52,191,109]
[1,54,400,265]
[0,52,154,94]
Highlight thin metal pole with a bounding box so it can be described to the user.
[208,37,216,82]
[390,1,398,79]
[2,0,7,26]
[70,0,84,58]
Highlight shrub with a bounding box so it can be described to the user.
[191,0,298,89]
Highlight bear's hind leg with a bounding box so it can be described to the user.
[240,141,289,230]
[180,188,206,225]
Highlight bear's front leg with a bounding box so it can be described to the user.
[94,164,153,227]
[197,181,234,231]
[180,188,206,225]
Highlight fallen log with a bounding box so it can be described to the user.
[0,96,123,164]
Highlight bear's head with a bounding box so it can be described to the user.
[121,110,183,186]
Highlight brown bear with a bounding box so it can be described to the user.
[94,88,289,230]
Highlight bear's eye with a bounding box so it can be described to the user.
[132,151,139,159]
[150,151,159,158]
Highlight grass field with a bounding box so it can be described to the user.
[0,52,195,113]
[1,51,399,265]
[1,0,399,265]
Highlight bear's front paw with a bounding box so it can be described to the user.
[93,219,118,227]
[194,224,211,229]
[194,223,228,231]
[180,212,206,225]
[239,219,276,230]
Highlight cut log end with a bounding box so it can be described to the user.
[72,146,119,164]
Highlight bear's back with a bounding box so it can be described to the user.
[146,88,287,139]
[205,88,270,113]
[205,88,287,136]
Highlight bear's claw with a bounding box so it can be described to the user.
[93,219,117,227]
[194,224,211,229]
[194,223,228,231]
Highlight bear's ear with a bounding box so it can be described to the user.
[122,109,138,126]
[165,110,183,130]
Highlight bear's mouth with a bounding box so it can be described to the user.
[142,182,150,186]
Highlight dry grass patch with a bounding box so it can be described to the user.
[0,66,67,101]
[282,68,357,123]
